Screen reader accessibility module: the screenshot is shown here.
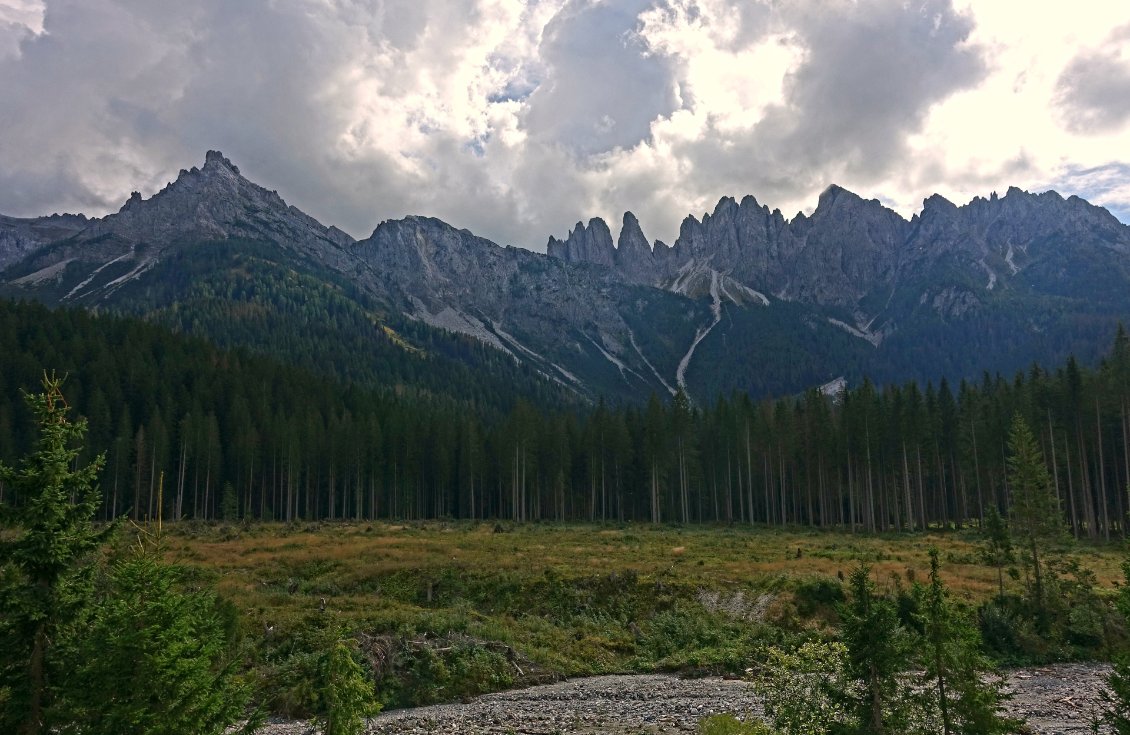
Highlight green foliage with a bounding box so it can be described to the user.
[792,577,845,617]
[919,549,1019,735]
[256,617,345,717]
[697,713,777,735]
[386,640,514,707]
[2,299,1130,540]
[754,640,853,735]
[53,542,256,735]
[838,565,916,734]
[1005,414,1066,630]
[1104,658,1130,735]
[1100,558,1130,734]
[760,558,1022,735]
[221,482,239,522]
[979,507,1014,600]
[315,641,379,735]
[0,377,255,734]
[0,375,110,734]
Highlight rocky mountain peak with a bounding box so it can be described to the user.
[922,193,958,213]
[203,149,240,174]
[612,211,660,284]
[120,191,144,213]
[816,184,850,210]
[19,150,357,287]
[546,217,615,267]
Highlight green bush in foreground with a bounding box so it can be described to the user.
[0,377,258,734]
[316,642,380,735]
[756,562,1020,735]
[755,641,852,735]
[54,544,256,735]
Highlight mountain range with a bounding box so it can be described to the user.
[3,150,1130,405]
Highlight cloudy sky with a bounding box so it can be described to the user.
[2,0,1129,249]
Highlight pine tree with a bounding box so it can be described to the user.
[921,549,1019,735]
[839,564,914,735]
[1005,414,1065,629]
[0,374,110,734]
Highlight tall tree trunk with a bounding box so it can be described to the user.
[902,443,914,531]
[1064,433,1079,538]
[1097,398,1110,541]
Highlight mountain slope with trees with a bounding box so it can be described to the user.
[2,297,1128,539]
[3,151,1130,404]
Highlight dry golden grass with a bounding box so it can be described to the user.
[162,521,1125,615]
[145,521,1130,710]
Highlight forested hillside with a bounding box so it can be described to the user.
[2,298,1128,537]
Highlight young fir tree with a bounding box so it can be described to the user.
[838,564,915,735]
[316,641,380,735]
[979,507,1015,601]
[1005,414,1065,630]
[53,539,257,735]
[0,375,111,734]
[920,549,1020,735]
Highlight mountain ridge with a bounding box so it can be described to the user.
[3,150,1130,405]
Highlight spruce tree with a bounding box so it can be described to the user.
[839,564,914,735]
[1005,414,1065,629]
[1100,558,1130,734]
[921,549,1019,735]
[0,375,110,734]
[979,507,1014,600]
[54,541,256,735]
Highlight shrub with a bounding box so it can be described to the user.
[698,713,777,734]
[315,641,380,735]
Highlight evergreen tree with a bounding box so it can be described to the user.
[979,507,1014,600]
[0,375,110,734]
[53,540,256,735]
[1005,414,1065,629]
[838,564,915,735]
[920,549,1018,735]
[316,641,380,735]
[1100,557,1130,735]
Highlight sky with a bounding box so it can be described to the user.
[1,0,1130,250]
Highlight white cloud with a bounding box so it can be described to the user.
[0,0,1127,252]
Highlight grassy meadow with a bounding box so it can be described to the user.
[157,521,1127,713]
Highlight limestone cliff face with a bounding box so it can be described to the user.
[350,214,672,395]
[0,213,88,270]
[546,218,616,269]
[547,183,1130,324]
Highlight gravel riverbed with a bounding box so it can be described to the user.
[258,662,1112,734]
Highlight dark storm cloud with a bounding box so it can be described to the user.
[678,0,985,203]
[588,0,987,245]
[0,0,991,250]
[524,0,679,155]
[1056,26,1130,134]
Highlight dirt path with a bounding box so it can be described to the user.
[258,662,1112,734]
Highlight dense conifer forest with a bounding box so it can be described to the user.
[1,297,1129,537]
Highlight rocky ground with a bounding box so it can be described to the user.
[258,662,1112,734]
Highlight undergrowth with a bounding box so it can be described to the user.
[159,520,1124,713]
